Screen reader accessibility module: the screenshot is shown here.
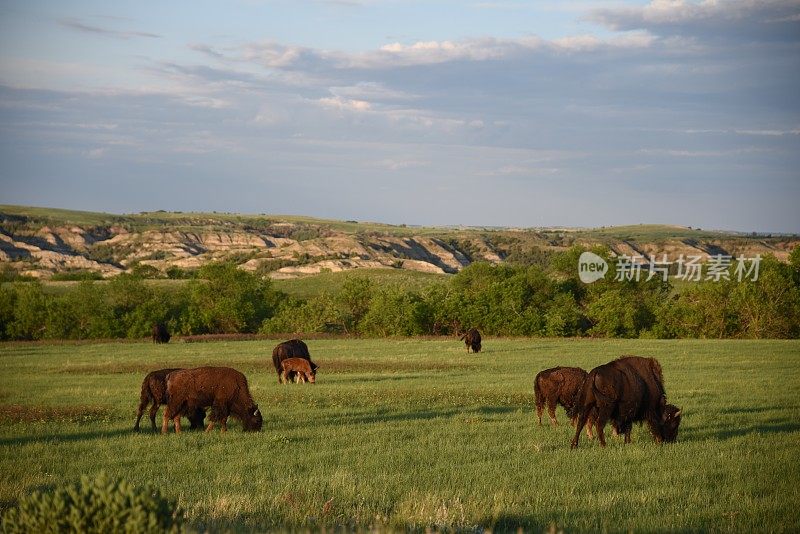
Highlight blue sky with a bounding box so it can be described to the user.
[1,0,798,232]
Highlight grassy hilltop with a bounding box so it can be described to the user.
[1,338,798,532]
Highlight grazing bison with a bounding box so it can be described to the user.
[162,367,262,433]
[134,368,205,432]
[280,357,317,384]
[152,323,171,344]
[272,339,318,383]
[534,366,588,427]
[569,356,681,448]
[460,328,482,353]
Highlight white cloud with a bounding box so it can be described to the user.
[317,96,372,111]
[370,158,430,171]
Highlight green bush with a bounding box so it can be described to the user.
[1,472,183,533]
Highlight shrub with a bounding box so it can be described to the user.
[1,472,184,533]
[49,270,103,281]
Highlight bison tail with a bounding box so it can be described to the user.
[534,375,544,410]
[565,377,588,419]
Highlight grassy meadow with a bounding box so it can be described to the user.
[0,338,798,532]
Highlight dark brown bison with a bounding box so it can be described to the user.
[460,328,482,353]
[534,366,588,426]
[569,356,681,448]
[280,358,317,384]
[134,368,205,432]
[272,339,318,383]
[152,323,171,344]
[162,367,262,433]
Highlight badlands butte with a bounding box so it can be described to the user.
[1,204,797,280]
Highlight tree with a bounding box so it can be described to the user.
[7,282,49,340]
[183,262,280,333]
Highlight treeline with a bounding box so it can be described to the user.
[1,246,799,341]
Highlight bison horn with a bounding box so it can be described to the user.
[675,409,682,417]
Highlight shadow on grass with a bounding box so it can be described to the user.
[682,421,800,441]
[719,405,800,415]
[709,422,800,440]
[0,428,132,447]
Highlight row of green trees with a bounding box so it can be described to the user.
[1,247,798,340]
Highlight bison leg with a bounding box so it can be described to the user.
[148,403,160,432]
[173,415,182,434]
[536,401,544,426]
[585,417,594,440]
[161,407,170,434]
[209,403,228,432]
[646,416,663,444]
[547,398,558,426]
[570,409,590,449]
[134,400,148,432]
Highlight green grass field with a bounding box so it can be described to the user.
[1,338,798,532]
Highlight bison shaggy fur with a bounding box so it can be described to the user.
[163,367,262,433]
[569,356,681,448]
[534,366,588,426]
[134,368,205,432]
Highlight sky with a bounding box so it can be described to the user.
[0,0,799,232]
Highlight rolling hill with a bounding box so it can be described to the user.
[1,205,797,279]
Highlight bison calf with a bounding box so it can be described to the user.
[272,339,318,384]
[534,366,588,427]
[280,357,317,384]
[163,367,262,433]
[134,368,205,432]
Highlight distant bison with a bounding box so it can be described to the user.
[534,366,588,427]
[163,367,262,433]
[569,356,681,448]
[152,323,171,344]
[460,329,482,353]
[280,357,317,384]
[272,339,318,383]
[134,368,205,432]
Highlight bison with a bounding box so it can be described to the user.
[162,367,262,433]
[569,356,681,448]
[134,368,205,432]
[272,339,318,383]
[152,323,171,344]
[534,366,588,427]
[280,358,317,384]
[460,328,482,353]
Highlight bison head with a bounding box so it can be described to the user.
[660,404,682,443]
[243,405,263,432]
